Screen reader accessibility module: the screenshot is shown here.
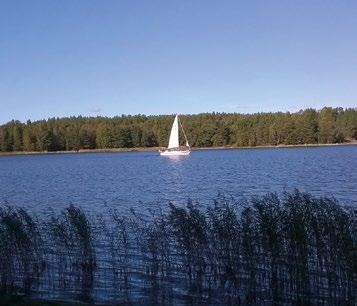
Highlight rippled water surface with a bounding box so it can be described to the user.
[0,146,356,213]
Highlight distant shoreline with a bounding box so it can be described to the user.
[0,141,356,157]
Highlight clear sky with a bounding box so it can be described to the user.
[0,0,356,124]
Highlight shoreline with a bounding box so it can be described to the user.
[0,141,356,157]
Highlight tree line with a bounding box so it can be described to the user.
[0,191,355,305]
[0,107,356,152]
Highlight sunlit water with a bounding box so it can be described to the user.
[0,146,356,214]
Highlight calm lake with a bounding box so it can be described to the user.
[0,145,356,214]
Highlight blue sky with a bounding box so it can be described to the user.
[0,0,356,124]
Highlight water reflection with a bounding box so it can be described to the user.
[163,155,190,200]
[162,154,190,162]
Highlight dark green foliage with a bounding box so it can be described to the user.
[0,191,355,305]
[0,107,356,152]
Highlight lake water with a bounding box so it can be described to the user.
[0,145,356,214]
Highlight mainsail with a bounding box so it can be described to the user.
[167,115,179,149]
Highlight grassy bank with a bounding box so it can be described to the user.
[0,146,161,157]
[0,141,356,157]
[0,191,355,305]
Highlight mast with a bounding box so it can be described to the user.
[178,116,190,148]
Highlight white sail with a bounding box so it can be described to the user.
[167,115,179,149]
[160,115,191,156]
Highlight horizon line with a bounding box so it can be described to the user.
[1,105,356,125]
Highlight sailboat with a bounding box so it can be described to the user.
[159,115,191,156]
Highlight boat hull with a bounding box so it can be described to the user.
[160,150,191,156]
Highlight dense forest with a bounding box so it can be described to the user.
[0,107,356,152]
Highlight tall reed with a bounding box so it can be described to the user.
[0,191,355,305]
[49,205,96,302]
[0,206,43,294]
